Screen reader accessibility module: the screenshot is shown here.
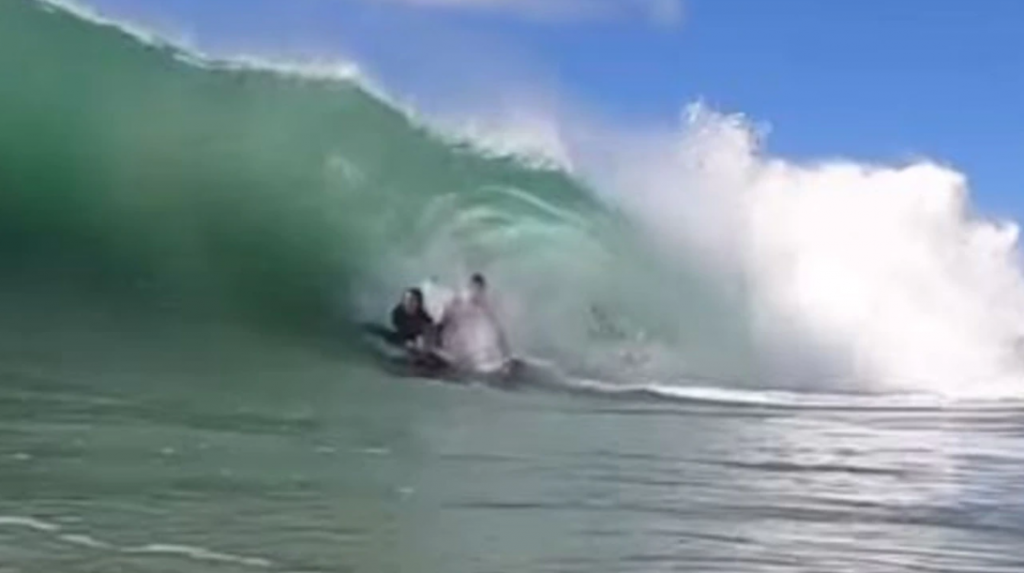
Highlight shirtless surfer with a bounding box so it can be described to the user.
[436,273,514,375]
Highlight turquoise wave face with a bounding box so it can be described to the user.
[0,0,752,381]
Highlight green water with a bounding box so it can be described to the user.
[4,3,1024,571]
[3,310,1024,572]
[0,0,749,381]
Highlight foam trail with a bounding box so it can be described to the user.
[0,514,276,569]
[59,534,114,549]
[127,544,273,568]
[0,516,61,532]
[560,377,937,409]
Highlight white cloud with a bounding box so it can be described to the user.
[358,0,685,27]
[643,0,684,27]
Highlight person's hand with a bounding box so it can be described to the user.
[499,358,515,377]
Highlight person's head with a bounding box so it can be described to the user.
[468,273,487,302]
[401,288,424,313]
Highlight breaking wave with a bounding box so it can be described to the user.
[4,0,1024,399]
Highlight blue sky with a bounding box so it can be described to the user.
[85,0,1024,219]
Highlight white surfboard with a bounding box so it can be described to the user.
[420,277,455,322]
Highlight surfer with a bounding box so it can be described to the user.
[363,287,448,372]
[436,273,514,375]
[364,276,516,379]
[389,287,436,350]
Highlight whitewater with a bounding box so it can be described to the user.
[3,1,1024,571]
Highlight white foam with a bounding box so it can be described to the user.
[59,533,112,549]
[0,515,276,569]
[0,516,60,532]
[38,0,188,50]
[37,0,370,86]
[563,377,963,410]
[432,106,576,172]
[587,102,1024,399]
[127,544,272,568]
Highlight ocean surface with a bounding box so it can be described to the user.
[3,315,1024,573]
[3,1,1024,571]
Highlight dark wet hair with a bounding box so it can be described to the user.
[470,273,486,288]
[405,287,424,305]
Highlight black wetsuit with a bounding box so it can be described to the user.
[363,305,447,373]
[390,306,449,372]
[390,305,434,345]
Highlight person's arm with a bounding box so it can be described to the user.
[416,310,436,351]
[391,306,418,349]
[494,323,514,375]
[390,305,402,332]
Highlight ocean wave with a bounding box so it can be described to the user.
[6,0,1024,399]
